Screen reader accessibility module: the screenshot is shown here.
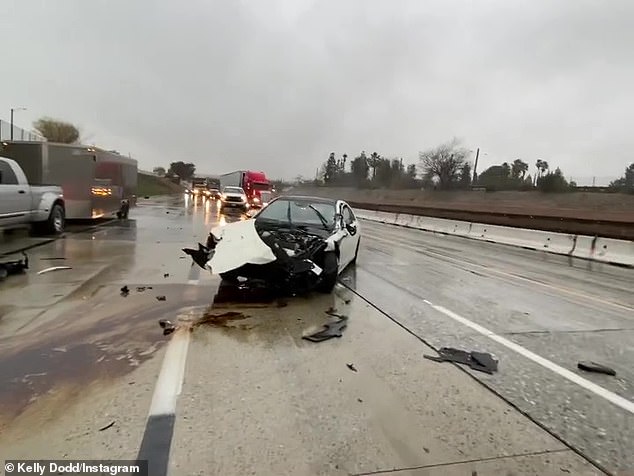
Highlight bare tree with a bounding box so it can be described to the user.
[33,117,80,143]
[418,138,469,189]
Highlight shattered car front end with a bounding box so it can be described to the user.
[184,218,341,295]
[185,195,362,295]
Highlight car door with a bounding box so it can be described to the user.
[338,203,359,270]
[0,160,30,226]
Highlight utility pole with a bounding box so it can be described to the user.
[472,148,480,183]
[10,107,27,141]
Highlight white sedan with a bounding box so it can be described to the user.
[184,195,361,294]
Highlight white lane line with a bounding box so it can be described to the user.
[148,330,191,417]
[424,300,634,415]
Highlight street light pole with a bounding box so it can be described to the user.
[9,107,27,141]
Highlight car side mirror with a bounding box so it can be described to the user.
[346,223,357,236]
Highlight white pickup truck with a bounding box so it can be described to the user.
[0,157,66,234]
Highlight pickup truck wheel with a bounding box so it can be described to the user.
[47,204,65,234]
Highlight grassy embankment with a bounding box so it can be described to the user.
[137,172,185,197]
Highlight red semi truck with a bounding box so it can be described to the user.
[219,170,271,208]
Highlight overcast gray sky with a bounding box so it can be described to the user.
[1,0,632,183]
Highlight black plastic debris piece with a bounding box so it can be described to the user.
[424,347,498,374]
[120,285,130,296]
[98,421,115,432]
[357,398,363,403]
[577,361,616,376]
[136,286,146,292]
[325,307,347,319]
[156,295,166,301]
[182,243,211,269]
[302,317,348,343]
[159,319,176,335]
[163,273,170,278]
[346,363,358,372]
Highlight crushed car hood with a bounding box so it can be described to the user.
[206,219,277,274]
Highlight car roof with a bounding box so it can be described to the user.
[273,195,338,205]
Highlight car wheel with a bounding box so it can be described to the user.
[317,252,338,293]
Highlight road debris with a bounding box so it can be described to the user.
[37,266,72,275]
[156,295,166,301]
[577,361,616,376]
[325,307,347,319]
[347,363,358,372]
[0,252,28,281]
[159,319,176,335]
[302,317,348,342]
[98,421,115,432]
[120,285,130,297]
[424,347,499,374]
[163,273,170,278]
[40,257,66,261]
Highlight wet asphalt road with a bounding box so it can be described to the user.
[0,194,630,475]
[355,220,634,474]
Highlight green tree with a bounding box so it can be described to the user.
[419,139,469,190]
[609,163,634,192]
[459,163,472,188]
[537,167,570,192]
[511,159,529,179]
[33,117,80,143]
[350,151,370,185]
[324,152,338,184]
[369,152,381,180]
[153,167,166,176]
[168,161,196,181]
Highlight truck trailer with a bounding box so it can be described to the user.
[219,170,270,208]
[0,141,137,219]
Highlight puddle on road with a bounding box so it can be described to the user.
[0,284,212,431]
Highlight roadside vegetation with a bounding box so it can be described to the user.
[138,172,185,196]
[312,139,633,194]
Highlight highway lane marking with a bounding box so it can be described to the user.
[147,329,190,416]
[137,329,190,476]
[422,299,634,415]
[364,230,634,314]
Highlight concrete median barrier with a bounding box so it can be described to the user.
[358,209,634,268]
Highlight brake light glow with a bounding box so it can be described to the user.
[91,186,112,197]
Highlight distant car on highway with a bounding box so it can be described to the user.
[0,157,66,234]
[208,187,221,200]
[220,186,249,212]
[184,195,361,294]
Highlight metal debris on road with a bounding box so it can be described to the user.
[302,317,348,342]
[424,347,499,374]
[0,252,28,281]
[120,285,130,296]
[156,295,167,301]
[325,307,347,319]
[577,361,616,376]
[37,265,72,275]
[347,363,358,372]
[98,421,115,432]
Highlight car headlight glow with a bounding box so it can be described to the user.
[241,194,247,201]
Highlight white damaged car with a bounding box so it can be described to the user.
[183,196,361,294]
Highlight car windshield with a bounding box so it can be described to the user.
[224,187,243,194]
[256,199,336,229]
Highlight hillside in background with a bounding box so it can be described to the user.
[137,172,185,197]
